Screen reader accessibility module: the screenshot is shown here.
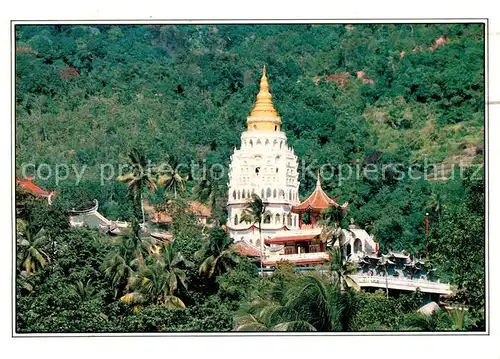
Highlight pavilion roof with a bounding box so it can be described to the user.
[292,176,339,213]
[232,241,261,257]
[16,177,54,197]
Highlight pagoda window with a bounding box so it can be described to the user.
[275,213,280,224]
[289,190,292,200]
[279,189,285,199]
[280,141,283,149]
[293,216,297,227]
[261,189,265,198]
[257,139,262,146]
[255,167,260,175]
[265,139,270,146]
[283,214,286,225]
[249,140,253,148]
[237,190,240,199]
[264,214,271,224]
[274,125,278,131]
[273,139,277,147]
[266,188,272,198]
[273,189,277,198]
[233,190,236,200]
[234,214,238,225]
[242,190,246,199]
[287,214,292,226]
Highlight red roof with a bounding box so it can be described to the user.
[265,233,320,245]
[188,201,212,217]
[16,177,54,197]
[232,241,261,257]
[292,177,338,213]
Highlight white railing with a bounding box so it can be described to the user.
[351,274,452,295]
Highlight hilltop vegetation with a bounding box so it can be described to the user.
[14,24,485,332]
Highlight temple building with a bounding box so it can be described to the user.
[16,177,56,204]
[226,68,451,298]
[226,66,301,246]
[264,176,377,267]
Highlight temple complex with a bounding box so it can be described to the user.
[226,68,451,298]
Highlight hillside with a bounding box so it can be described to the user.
[15,24,484,250]
[14,23,486,333]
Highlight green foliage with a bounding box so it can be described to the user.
[15,24,485,333]
[195,227,241,279]
[429,169,485,326]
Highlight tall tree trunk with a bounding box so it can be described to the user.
[385,268,389,298]
[259,221,263,276]
[141,198,145,225]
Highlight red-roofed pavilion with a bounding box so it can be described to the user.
[292,176,339,228]
[16,177,55,204]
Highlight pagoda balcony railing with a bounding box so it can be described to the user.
[266,251,330,261]
[350,274,452,295]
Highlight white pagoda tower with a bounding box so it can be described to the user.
[226,66,300,247]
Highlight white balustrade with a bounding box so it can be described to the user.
[350,274,452,295]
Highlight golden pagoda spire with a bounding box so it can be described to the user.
[316,169,322,188]
[247,66,282,131]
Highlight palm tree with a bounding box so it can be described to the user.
[429,191,445,220]
[239,194,271,275]
[121,243,193,309]
[68,279,96,301]
[117,148,157,224]
[319,203,349,246]
[16,219,49,275]
[195,227,241,279]
[158,160,187,200]
[234,311,316,331]
[377,256,391,299]
[286,274,345,331]
[101,220,151,298]
[326,247,360,292]
[235,273,344,332]
[193,169,223,222]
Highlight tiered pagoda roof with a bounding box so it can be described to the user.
[292,176,339,214]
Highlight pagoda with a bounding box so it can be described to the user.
[226,66,301,247]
